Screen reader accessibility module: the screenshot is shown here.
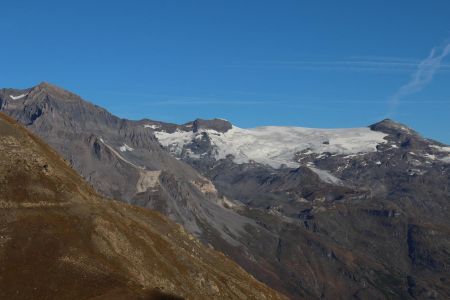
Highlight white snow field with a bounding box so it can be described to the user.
[155,125,387,168]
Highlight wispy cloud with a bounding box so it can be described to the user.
[388,43,450,116]
[227,56,450,73]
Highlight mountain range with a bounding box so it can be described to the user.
[0,111,284,299]
[1,82,449,299]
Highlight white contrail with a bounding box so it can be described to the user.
[388,43,450,116]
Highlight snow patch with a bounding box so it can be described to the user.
[9,94,27,100]
[155,129,196,156]
[119,144,134,152]
[342,153,363,159]
[98,140,143,169]
[308,166,343,185]
[424,153,436,160]
[184,148,200,159]
[155,125,387,168]
[431,145,450,152]
[144,124,160,129]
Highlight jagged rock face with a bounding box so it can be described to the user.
[0,112,285,300]
[190,118,233,133]
[0,83,254,242]
[2,83,450,299]
[148,114,450,298]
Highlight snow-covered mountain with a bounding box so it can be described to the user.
[153,123,388,168]
[1,83,450,299]
[147,118,450,299]
[153,117,450,163]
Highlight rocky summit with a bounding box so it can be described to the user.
[1,83,450,299]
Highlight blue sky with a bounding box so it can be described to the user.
[2,1,450,143]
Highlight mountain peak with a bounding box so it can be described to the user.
[369,118,416,135]
[30,82,81,102]
[37,81,54,87]
[35,81,64,91]
[190,118,232,133]
[371,118,401,127]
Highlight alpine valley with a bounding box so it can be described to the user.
[1,83,449,299]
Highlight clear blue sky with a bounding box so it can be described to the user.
[2,1,450,143]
